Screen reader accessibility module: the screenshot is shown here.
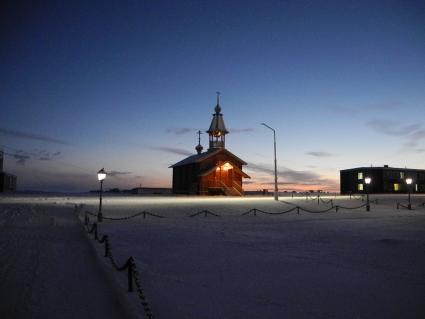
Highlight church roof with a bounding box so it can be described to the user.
[169,148,247,168]
[206,104,229,134]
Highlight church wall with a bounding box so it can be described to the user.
[172,164,200,194]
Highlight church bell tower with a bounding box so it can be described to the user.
[206,92,229,150]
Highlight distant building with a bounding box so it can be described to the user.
[0,150,17,192]
[170,94,250,195]
[340,165,425,194]
[131,187,172,195]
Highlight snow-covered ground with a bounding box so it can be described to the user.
[1,194,425,318]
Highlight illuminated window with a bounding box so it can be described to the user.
[400,172,404,179]
[394,183,400,191]
[416,184,418,192]
[358,172,363,180]
[358,183,364,191]
[222,162,233,170]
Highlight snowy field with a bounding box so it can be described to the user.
[1,194,425,319]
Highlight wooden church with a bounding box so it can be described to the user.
[170,94,250,195]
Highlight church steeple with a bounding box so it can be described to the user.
[206,92,229,150]
[195,130,203,154]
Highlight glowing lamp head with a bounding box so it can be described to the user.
[364,177,371,185]
[97,168,107,181]
[406,178,413,185]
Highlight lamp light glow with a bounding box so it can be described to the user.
[406,178,413,185]
[364,177,371,184]
[97,168,107,181]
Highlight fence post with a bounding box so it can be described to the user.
[128,258,134,292]
[94,224,98,241]
[104,236,109,257]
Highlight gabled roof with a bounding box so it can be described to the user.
[169,148,247,168]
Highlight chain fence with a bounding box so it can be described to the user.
[82,211,155,319]
[85,210,165,220]
[74,195,425,224]
[189,209,221,217]
[241,207,298,216]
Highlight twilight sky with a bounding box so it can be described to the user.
[1,0,425,192]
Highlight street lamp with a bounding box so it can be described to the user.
[364,177,371,211]
[406,177,413,210]
[97,168,107,222]
[261,123,278,201]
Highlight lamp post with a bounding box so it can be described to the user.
[261,123,278,201]
[406,178,412,210]
[364,177,371,211]
[97,168,107,222]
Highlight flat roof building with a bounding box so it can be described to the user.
[0,150,17,192]
[340,165,425,194]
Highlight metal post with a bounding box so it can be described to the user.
[104,236,109,257]
[128,259,133,292]
[98,180,103,222]
[408,187,411,210]
[273,129,278,200]
[261,123,278,201]
[366,190,370,212]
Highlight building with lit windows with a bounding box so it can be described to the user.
[170,95,250,195]
[340,165,425,194]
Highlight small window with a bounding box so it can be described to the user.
[400,172,404,179]
[358,172,363,180]
[358,183,364,191]
[394,183,400,191]
[416,184,418,192]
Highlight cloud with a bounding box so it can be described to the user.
[149,146,192,156]
[166,127,255,135]
[330,101,402,118]
[166,128,195,135]
[306,151,334,157]
[229,128,255,133]
[14,153,30,165]
[0,128,70,145]
[366,119,421,136]
[247,163,321,183]
[108,171,131,177]
[409,129,425,140]
[4,148,62,165]
[365,119,425,151]
[329,105,359,117]
[246,162,339,191]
